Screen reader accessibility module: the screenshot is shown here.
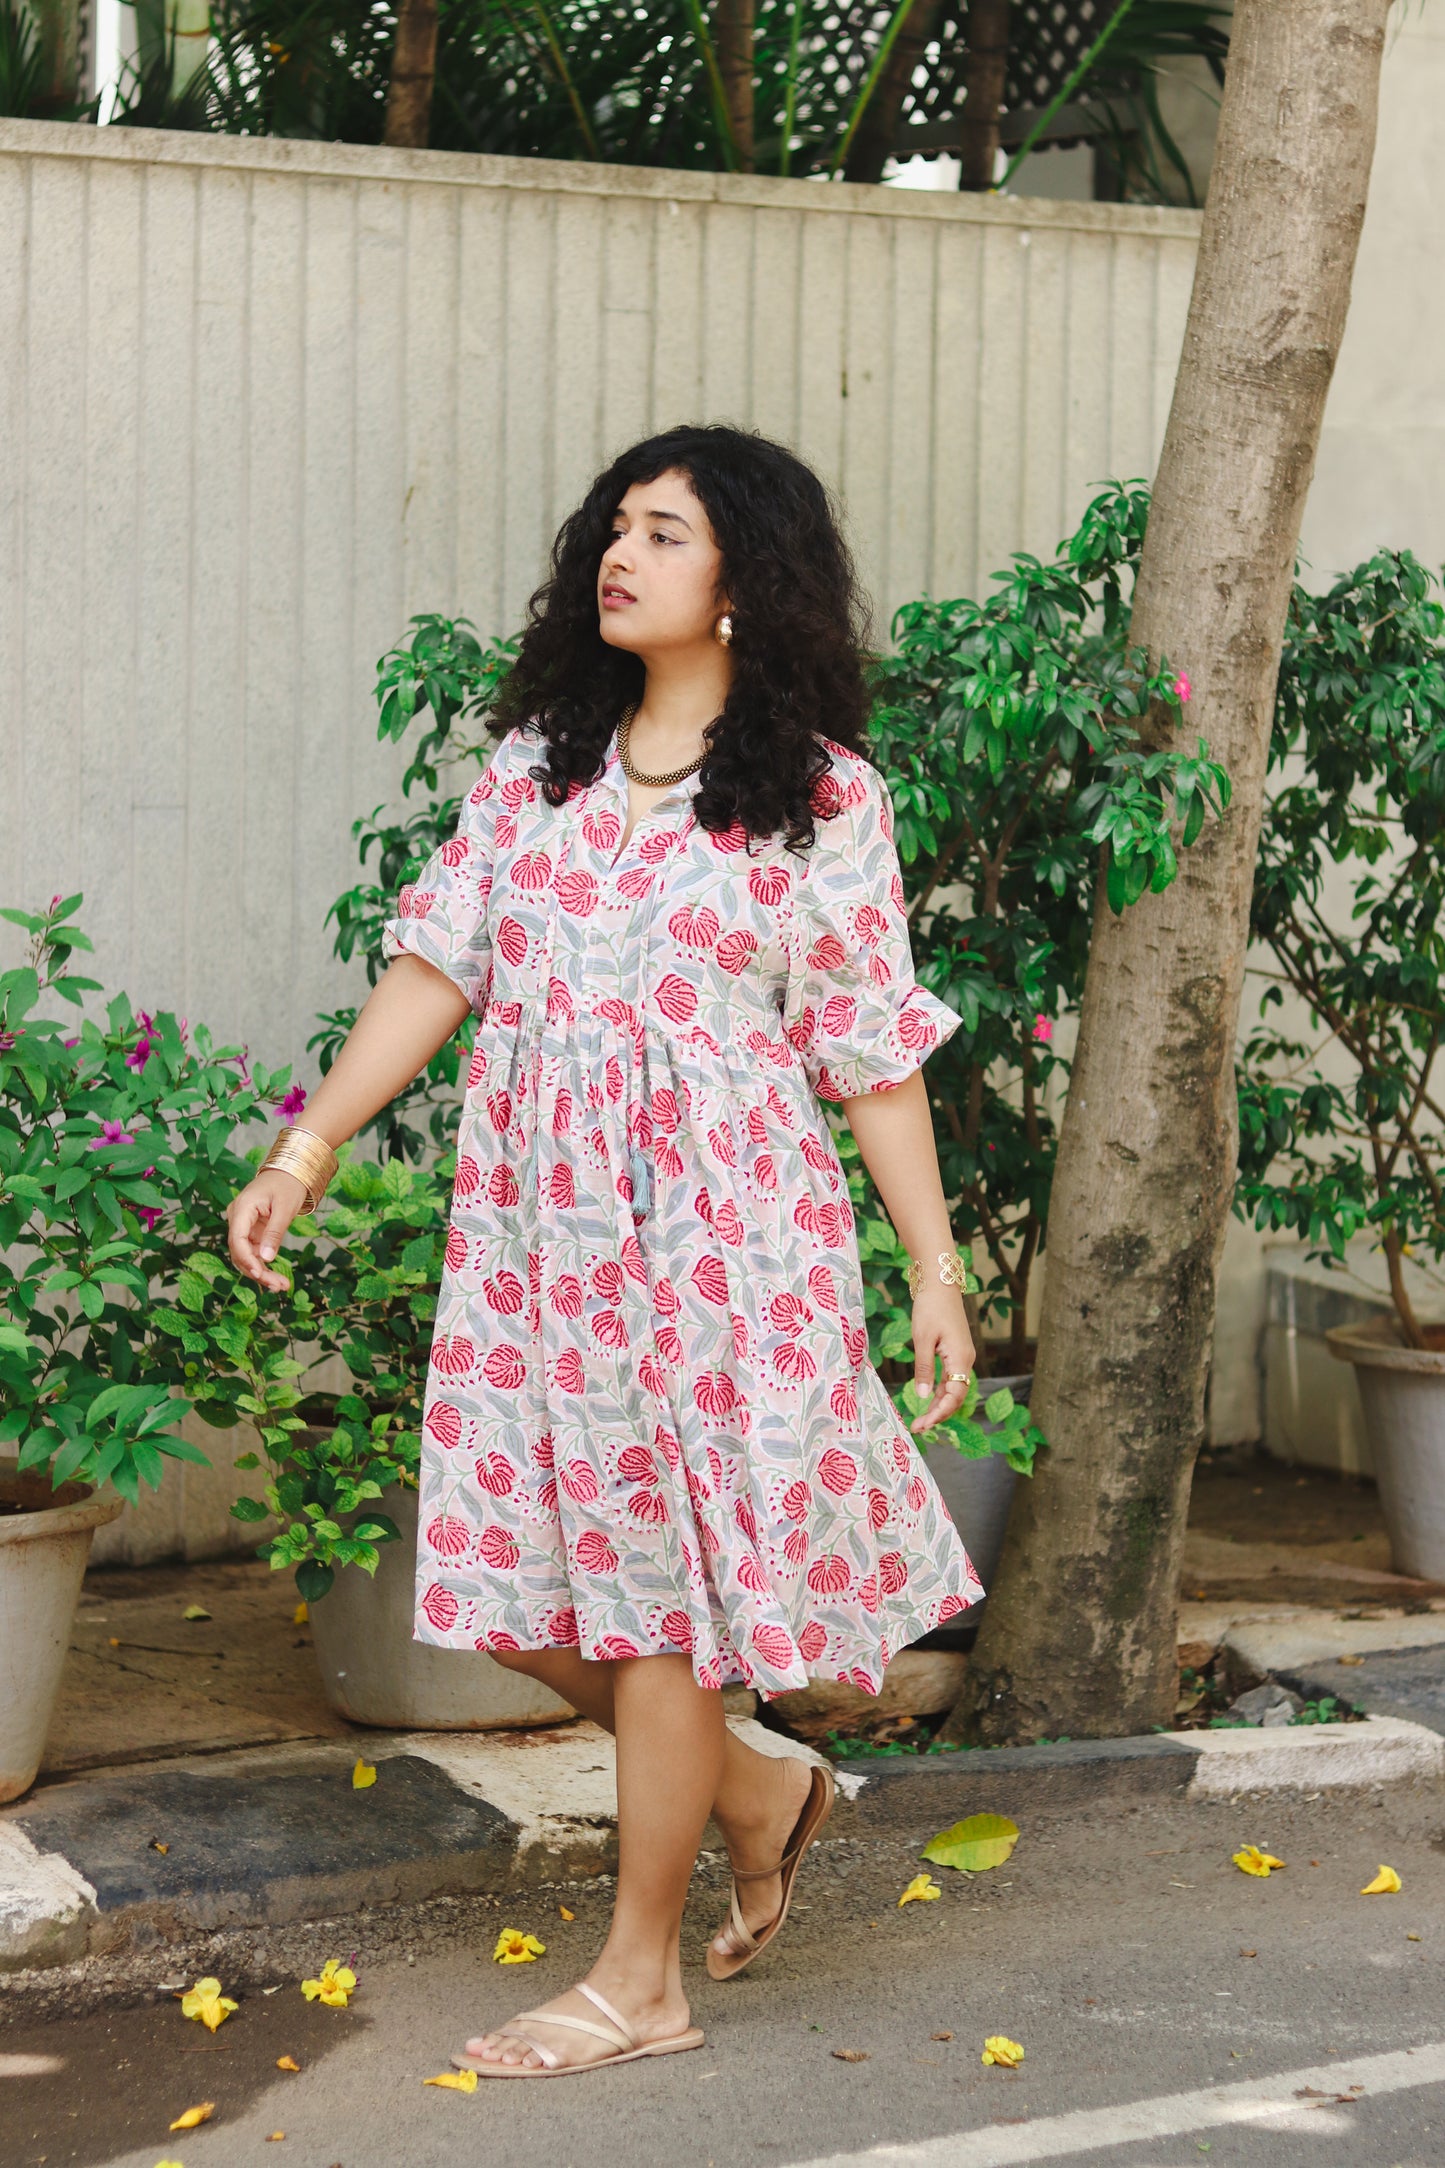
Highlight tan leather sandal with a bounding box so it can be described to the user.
[452,1979,704,2079]
[706,1760,836,1981]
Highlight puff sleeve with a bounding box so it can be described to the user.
[379,732,513,1010]
[782,760,963,1101]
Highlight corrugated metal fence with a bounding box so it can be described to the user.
[0,120,1200,1068]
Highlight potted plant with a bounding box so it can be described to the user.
[0,895,298,1797]
[1238,547,1445,1578]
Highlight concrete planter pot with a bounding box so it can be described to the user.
[307,1482,574,1731]
[915,1372,1031,1625]
[0,1462,124,1802]
[1327,1318,1445,1579]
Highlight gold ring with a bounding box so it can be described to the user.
[946,1371,971,1384]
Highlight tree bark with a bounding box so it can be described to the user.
[33,0,83,107]
[956,0,1010,192]
[941,0,1392,1746]
[843,0,946,186]
[384,0,439,149]
[715,0,756,172]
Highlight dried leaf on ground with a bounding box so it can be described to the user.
[921,1814,1019,1874]
[301,1960,356,2007]
[169,2102,215,2130]
[898,1874,942,1907]
[1232,1845,1286,1878]
[1361,1864,1402,1894]
[981,2035,1025,2068]
[424,2070,479,2092]
[179,1979,236,2032]
[831,2049,870,2062]
[493,1929,546,1964]
[352,1759,377,1790]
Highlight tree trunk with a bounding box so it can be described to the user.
[843,0,946,186]
[715,0,756,172]
[941,0,1392,1746]
[956,0,1010,192]
[33,0,83,107]
[384,0,439,149]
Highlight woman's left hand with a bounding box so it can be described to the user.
[908,1288,978,1434]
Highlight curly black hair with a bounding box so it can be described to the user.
[489,424,875,853]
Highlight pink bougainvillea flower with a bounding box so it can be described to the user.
[137,1206,163,1232]
[1173,671,1192,703]
[280,1083,307,1121]
[124,1037,153,1073]
[1032,1015,1053,1043]
[88,1120,135,1151]
[62,1036,79,1049]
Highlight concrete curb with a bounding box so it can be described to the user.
[2,1702,1441,1975]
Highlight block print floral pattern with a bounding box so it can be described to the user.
[381,722,985,1696]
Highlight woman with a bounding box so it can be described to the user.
[226,424,983,2079]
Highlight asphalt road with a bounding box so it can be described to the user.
[4,1782,1444,2168]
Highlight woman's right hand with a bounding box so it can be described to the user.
[226,1171,308,1293]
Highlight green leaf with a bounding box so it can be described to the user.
[230,1495,270,1522]
[920,1813,1020,1874]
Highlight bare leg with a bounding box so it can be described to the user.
[492,1647,816,1959]
[467,1653,727,2069]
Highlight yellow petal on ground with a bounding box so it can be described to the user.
[1232,1845,1286,1878]
[981,2036,1025,2068]
[179,1978,237,2032]
[921,1814,1019,1874]
[266,2134,286,2143]
[154,2160,187,2167]
[558,1905,575,1921]
[898,1874,942,1907]
[276,2056,300,2072]
[293,1602,309,1625]
[424,2070,479,2092]
[169,2102,215,2130]
[300,1959,357,2007]
[182,1605,212,1622]
[1361,1864,1403,1894]
[492,1929,546,1964]
[352,1758,377,1790]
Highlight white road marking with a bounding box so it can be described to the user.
[781,2039,1445,2167]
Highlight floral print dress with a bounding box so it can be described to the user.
[380,722,985,1696]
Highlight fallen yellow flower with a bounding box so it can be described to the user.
[424,2070,479,2092]
[293,1602,309,1625]
[558,1904,575,1921]
[154,2160,186,2167]
[266,2134,286,2144]
[169,2102,215,2130]
[180,1978,237,2032]
[1232,1845,1286,1878]
[301,1959,357,2007]
[981,2036,1024,2068]
[352,1758,377,1790]
[182,1605,212,1622]
[898,1874,942,1908]
[1361,1864,1402,1895]
[276,2055,300,2072]
[493,1929,546,1965]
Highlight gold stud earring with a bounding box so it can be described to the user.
[715,613,733,647]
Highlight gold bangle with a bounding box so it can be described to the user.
[905,1247,974,1300]
[259,1125,338,1215]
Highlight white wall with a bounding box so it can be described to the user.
[0,120,1200,1080]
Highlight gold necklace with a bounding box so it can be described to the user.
[616,704,709,788]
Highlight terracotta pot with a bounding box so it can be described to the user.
[0,1462,124,1802]
[306,1482,574,1730]
[1327,1317,1445,1579]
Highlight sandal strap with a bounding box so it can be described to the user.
[509,2007,633,2052]
[494,2025,560,2070]
[574,1980,638,2047]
